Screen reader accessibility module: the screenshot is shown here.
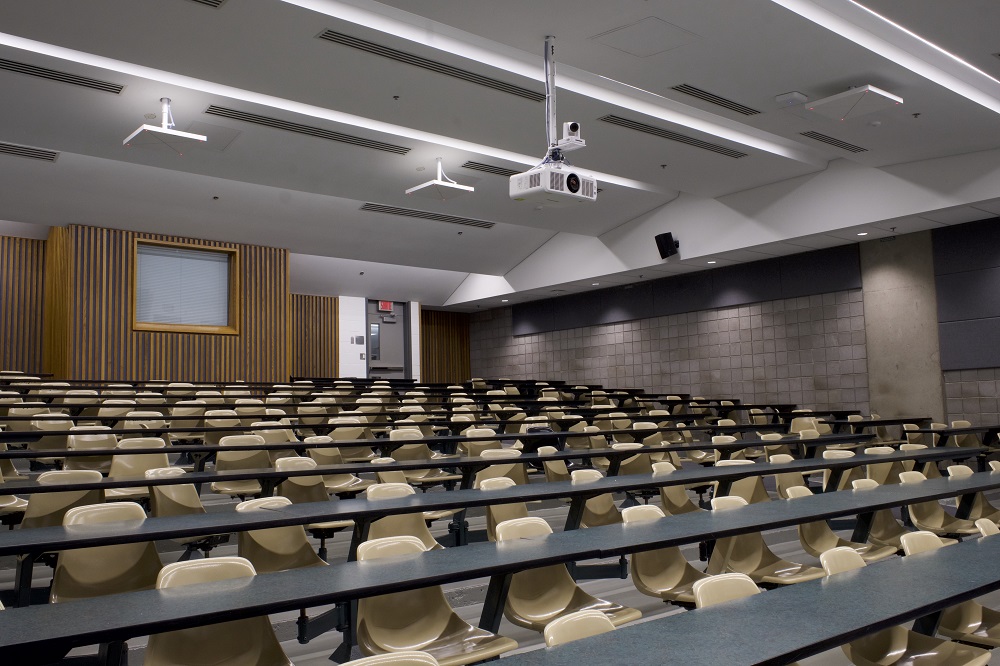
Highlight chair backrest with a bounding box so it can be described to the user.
[714,459,769,504]
[108,438,170,479]
[474,448,528,488]
[692,573,760,608]
[365,483,440,550]
[143,557,292,666]
[819,546,867,575]
[480,476,528,541]
[275,456,330,504]
[21,470,104,529]
[976,518,1000,537]
[900,530,945,555]
[650,462,701,515]
[215,434,271,471]
[146,467,205,518]
[543,609,616,647]
[342,652,440,666]
[50,502,162,603]
[571,469,622,526]
[235,496,327,573]
[461,428,502,457]
[65,425,118,473]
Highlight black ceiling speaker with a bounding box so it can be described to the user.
[655,232,680,259]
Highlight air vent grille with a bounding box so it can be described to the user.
[461,161,521,177]
[800,131,867,153]
[360,203,494,229]
[205,106,410,154]
[671,84,761,116]
[599,114,748,158]
[318,30,544,102]
[0,58,123,94]
[0,141,59,162]
[188,0,227,6]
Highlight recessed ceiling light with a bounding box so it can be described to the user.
[592,282,600,286]
[857,232,869,236]
[707,260,717,264]
[501,299,509,303]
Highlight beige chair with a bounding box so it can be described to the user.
[328,417,377,462]
[356,536,517,665]
[203,409,243,448]
[651,462,703,516]
[472,448,528,488]
[104,438,171,501]
[370,460,460,526]
[850,478,921,551]
[0,456,27,527]
[977,518,1000,537]
[707,495,825,585]
[479,477,528,542]
[167,400,206,445]
[543,609,616,647]
[235,496,329,572]
[864,446,906,485]
[143,557,293,666]
[899,471,980,536]
[570,469,622,527]
[822,546,992,664]
[495,517,641,631]
[234,398,266,428]
[50,502,162,603]
[822,449,863,491]
[458,428,502,457]
[537,445,570,483]
[760,432,792,458]
[388,430,462,488]
[274,457,354,560]
[692,572,761,608]
[365,483,443,551]
[950,420,980,448]
[769,454,810,499]
[714,459,770,504]
[28,414,74,468]
[252,420,299,464]
[785,486,896,562]
[63,425,118,473]
[20,470,104,529]
[947,465,1000,522]
[303,436,373,495]
[146,467,229,559]
[343,652,440,666]
[210,434,271,499]
[623,505,709,606]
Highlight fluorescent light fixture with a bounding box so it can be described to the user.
[768,0,1000,115]
[857,232,869,236]
[0,31,664,194]
[592,282,600,286]
[707,260,717,264]
[123,98,206,153]
[501,299,509,302]
[406,157,474,200]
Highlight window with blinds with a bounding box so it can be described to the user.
[133,241,240,334]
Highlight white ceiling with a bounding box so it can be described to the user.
[1,0,1000,308]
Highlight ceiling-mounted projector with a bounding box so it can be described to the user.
[510,36,597,207]
[405,157,474,200]
[807,85,903,121]
[123,98,207,153]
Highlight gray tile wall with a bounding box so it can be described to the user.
[943,369,1000,425]
[471,289,870,413]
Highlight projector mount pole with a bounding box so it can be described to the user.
[160,97,175,130]
[543,35,563,164]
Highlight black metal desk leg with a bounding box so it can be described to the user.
[912,610,943,636]
[14,552,38,607]
[824,469,844,493]
[98,640,128,666]
[956,493,977,520]
[851,511,874,544]
[564,497,586,531]
[479,573,513,633]
[347,520,371,562]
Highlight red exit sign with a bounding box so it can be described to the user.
[377,300,393,312]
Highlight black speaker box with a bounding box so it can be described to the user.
[655,232,679,259]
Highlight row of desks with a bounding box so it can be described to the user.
[0,446,980,607]
[1,471,998,664]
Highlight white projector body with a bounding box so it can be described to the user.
[509,162,597,207]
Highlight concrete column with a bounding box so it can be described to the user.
[860,231,945,420]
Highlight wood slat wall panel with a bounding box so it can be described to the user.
[420,309,470,384]
[53,225,288,382]
[0,235,46,374]
[289,294,338,379]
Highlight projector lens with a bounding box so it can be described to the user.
[566,173,581,193]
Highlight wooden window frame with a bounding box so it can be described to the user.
[131,238,241,335]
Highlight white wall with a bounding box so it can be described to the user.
[337,295,367,379]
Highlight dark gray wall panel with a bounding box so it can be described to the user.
[939,318,1000,370]
[650,273,715,317]
[933,217,1000,276]
[556,292,598,330]
[512,299,555,336]
[779,245,861,299]
[937,266,1000,323]
[709,259,782,308]
[596,283,653,325]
